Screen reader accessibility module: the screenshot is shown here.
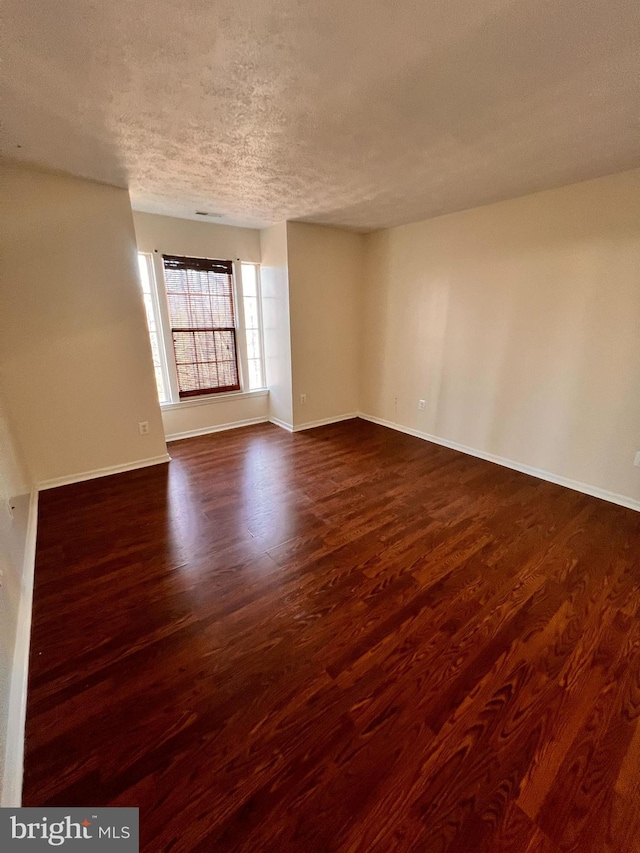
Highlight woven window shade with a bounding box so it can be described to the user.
[163,255,240,397]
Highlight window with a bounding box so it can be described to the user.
[137,252,265,405]
[163,255,240,397]
[137,254,169,403]
[241,263,265,390]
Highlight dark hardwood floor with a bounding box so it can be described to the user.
[24,419,640,852]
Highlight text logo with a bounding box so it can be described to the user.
[0,808,138,850]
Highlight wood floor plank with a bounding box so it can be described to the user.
[23,419,640,851]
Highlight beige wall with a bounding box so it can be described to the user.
[133,211,268,437]
[133,211,261,262]
[361,169,640,502]
[260,223,294,427]
[0,163,167,485]
[287,222,363,427]
[161,393,268,440]
[135,216,364,433]
[2,162,636,505]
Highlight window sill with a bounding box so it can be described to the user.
[160,388,269,411]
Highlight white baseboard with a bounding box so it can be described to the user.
[37,453,172,491]
[269,416,294,432]
[293,413,359,432]
[166,417,268,442]
[268,413,359,433]
[358,413,640,513]
[2,489,39,807]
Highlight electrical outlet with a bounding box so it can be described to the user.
[418,399,426,411]
[300,394,307,404]
[138,421,150,435]
[634,451,640,468]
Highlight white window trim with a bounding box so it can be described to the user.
[143,251,268,407]
[139,253,172,404]
[160,388,268,411]
[150,251,181,402]
[246,263,267,390]
[233,260,251,395]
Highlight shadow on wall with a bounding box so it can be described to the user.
[362,169,640,501]
[426,239,637,481]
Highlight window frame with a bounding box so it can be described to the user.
[163,254,241,399]
[233,260,251,398]
[141,251,266,407]
[240,262,267,392]
[137,252,172,404]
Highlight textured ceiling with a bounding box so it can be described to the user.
[2,0,639,230]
